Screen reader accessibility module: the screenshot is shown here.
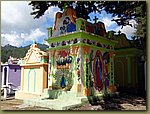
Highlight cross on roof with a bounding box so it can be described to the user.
[118,30,121,35]
[62,3,68,11]
[32,40,37,44]
[93,16,98,24]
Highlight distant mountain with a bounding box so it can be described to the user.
[2,44,18,50]
[36,43,49,51]
[1,43,49,63]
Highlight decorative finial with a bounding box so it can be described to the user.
[32,40,37,44]
[63,3,68,11]
[93,16,98,24]
[118,30,121,35]
[31,40,38,48]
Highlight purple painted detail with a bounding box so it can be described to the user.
[1,64,21,90]
[77,58,80,63]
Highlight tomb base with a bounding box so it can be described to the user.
[15,91,43,100]
[77,84,81,92]
[83,87,90,96]
[109,85,117,93]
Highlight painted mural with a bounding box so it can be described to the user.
[86,22,106,37]
[52,8,76,37]
[76,58,81,81]
[56,50,72,69]
[61,17,76,34]
[51,49,73,90]
[83,48,112,95]
[49,46,113,94]
[93,50,104,92]
[52,8,107,38]
[45,8,117,98]
[84,49,93,89]
[53,69,73,90]
[103,52,110,92]
[76,18,107,37]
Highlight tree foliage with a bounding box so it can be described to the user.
[29,1,101,20]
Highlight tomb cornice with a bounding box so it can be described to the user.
[47,43,115,52]
[21,63,48,66]
[46,31,117,46]
[115,48,143,55]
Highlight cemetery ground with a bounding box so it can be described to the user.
[1,92,146,110]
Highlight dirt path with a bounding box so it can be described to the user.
[1,93,146,110]
[1,96,52,110]
[73,93,146,110]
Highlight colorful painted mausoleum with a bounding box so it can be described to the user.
[114,33,144,93]
[46,8,117,97]
[15,8,144,102]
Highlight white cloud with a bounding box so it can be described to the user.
[1,1,60,33]
[1,1,137,45]
[25,28,46,41]
[1,1,59,47]
[101,17,116,28]
[1,28,46,47]
[114,19,137,39]
[45,6,61,19]
[1,1,36,33]
[115,26,136,39]
[100,15,137,39]
[1,31,24,47]
[1,1,26,25]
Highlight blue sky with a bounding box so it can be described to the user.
[1,1,136,47]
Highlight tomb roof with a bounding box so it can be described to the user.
[24,43,48,64]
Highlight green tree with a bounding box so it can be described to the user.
[29,1,100,20]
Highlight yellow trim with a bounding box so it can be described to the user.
[21,63,48,66]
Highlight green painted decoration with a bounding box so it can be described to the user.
[28,68,36,92]
[127,57,131,84]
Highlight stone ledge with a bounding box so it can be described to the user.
[15,91,42,100]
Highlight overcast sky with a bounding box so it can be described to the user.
[1,1,136,47]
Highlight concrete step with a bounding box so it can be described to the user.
[23,98,83,110]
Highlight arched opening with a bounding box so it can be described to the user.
[4,67,7,85]
[115,61,125,87]
[28,69,36,93]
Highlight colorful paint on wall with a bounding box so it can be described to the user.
[1,64,21,94]
[52,8,76,37]
[46,8,117,97]
[76,18,107,37]
[76,58,81,81]
[103,52,110,90]
[59,16,76,34]
[53,69,73,90]
[93,50,104,92]
[56,50,72,69]
[51,49,74,90]
[84,49,112,93]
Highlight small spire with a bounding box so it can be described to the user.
[63,3,68,11]
[93,16,98,24]
[118,30,121,35]
[32,40,37,44]
[31,40,38,48]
